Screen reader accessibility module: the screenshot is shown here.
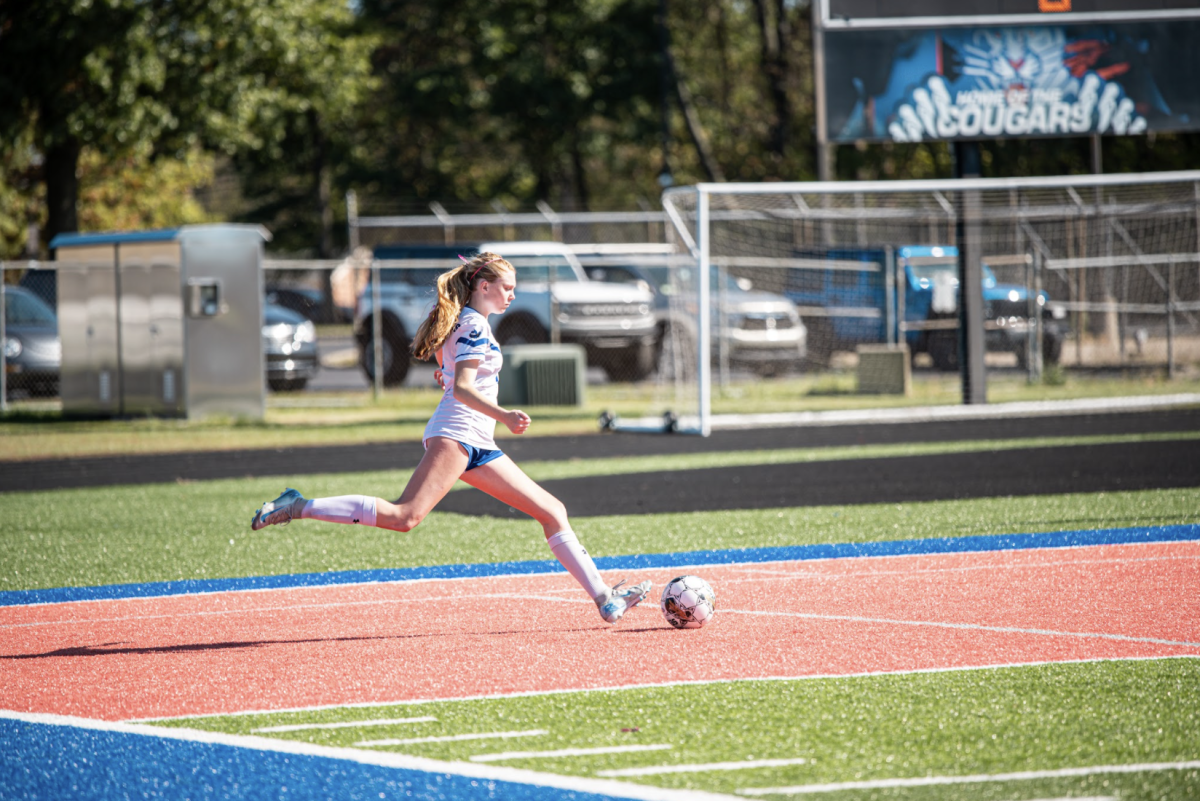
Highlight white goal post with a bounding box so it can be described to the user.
[659,170,1200,436]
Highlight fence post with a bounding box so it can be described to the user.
[1167,257,1176,379]
[884,246,896,346]
[1,269,6,414]
[697,187,711,437]
[346,191,359,251]
[430,202,455,246]
[371,258,383,400]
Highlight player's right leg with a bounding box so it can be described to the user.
[462,456,651,623]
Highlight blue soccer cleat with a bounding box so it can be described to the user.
[598,579,652,624]
[251,488,307,531]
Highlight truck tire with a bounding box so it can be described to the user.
[360,325,411,386]
[496,315,548,346]
[604,341,656,382]
[803,317,834,369]
[928,331,959,371]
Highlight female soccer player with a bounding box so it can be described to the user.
[251,251,651,624]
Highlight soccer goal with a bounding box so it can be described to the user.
[635,171,1200,436]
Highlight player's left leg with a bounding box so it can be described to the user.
[462,456,651,623]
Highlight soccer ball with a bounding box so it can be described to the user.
[660,575,715,629]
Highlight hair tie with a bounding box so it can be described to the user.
[466,255,502,282]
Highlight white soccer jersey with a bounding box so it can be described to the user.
[423,307,504,450]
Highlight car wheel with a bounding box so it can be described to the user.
[603,341,656,382]
[496,315,548,346]
[656,322,695,381]
[803,317,834,369]
[928,331,959,371]
[360,327,411,386]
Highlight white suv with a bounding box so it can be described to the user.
[354,241,658,384]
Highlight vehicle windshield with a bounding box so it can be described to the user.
[506,255,582,283]
[5,290,56,325]
[910,263,998,286]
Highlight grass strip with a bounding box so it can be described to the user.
[1,471,1196,592]
[156,658,1200,800]
[3,373,1197,461]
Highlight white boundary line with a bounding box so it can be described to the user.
[737,760,1200,795]
[357,729,547,747]
[253,716,436,733]
[0,709,741,801]
[719,609,1200,649]
[126,654,1200,723]
[471,744,673,763]
[599,757,810,778]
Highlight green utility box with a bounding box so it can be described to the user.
[498,344,586,407]
[856,343,911,395]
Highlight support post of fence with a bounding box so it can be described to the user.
[371,259,383,400]
[1167,258,1176,379]
[346,191,359,251]
[430,202,455,246]
[697,187,712,437]
[953,141,987,404]
[1,272,7,414]
[884,246,896,346]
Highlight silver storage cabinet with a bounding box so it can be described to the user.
[50,225,269,419]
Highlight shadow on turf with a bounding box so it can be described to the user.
[1,627,602,659]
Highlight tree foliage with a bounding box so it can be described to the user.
[1,0,1197,258]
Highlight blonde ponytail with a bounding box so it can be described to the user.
[411,252,512,360]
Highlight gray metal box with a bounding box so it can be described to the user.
[50,225,269,419]
[498,344,586,407]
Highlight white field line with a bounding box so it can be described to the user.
[718,608,1200,649]
[252,716,436,733]
[127,654,1200,722]
[357,729,547,747]
[0,710,742,801]
[11,549,1197,633]
[736,760,1200,795]
[726,553,1200,581]
[599,758,810,777]
[471,744,673,763]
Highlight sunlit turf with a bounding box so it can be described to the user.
[1,460,1196,592]
[155,658,1200,800]
[2,370,1197,460]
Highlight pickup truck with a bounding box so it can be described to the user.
[784,245,1065,370]
[573,244,807,377]
[354,241,658,384]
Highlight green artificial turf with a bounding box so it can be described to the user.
[156,658,1200,800]
[0,462,1196,593]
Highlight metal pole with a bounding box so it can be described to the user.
[884,247,895,346]
[717,261,728,387]
[1027,253,1038,383]
[371,259,383,400]
[953,140,987,404]
[812,0,832,183]
[1,269,7,414]
[1167,258,1176,379]
[346,191,359,251]
[697,187,711,437]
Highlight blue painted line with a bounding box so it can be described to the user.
[0,718,616,801]
[3,524,1197,608]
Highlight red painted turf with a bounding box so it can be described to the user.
[1,541,1197,721]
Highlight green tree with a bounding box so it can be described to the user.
[356,0,663,209]
[0,0,374,255]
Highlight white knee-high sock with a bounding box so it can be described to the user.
[300,495,378,526]
[547,530,609,603]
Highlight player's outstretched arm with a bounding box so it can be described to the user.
[452,361,530,434]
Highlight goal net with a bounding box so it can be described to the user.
[642,172,1200,435]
